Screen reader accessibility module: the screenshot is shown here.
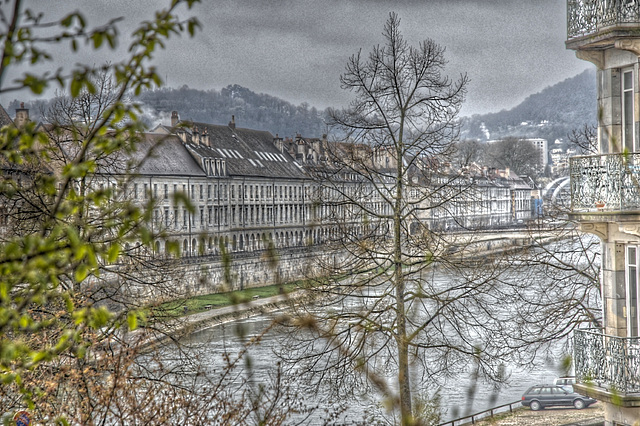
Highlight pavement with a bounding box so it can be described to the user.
[470,403,604,426]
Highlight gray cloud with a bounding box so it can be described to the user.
[1,0,590,117]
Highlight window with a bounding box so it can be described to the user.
[623,69,635,152]
[207,184,211,199]
[627,246,640,337]
[200,185,203,199]
[154,184,158,198]
[134,183,138,199]
[144,183,148,199]
[164,184,168,200]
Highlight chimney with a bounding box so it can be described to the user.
[273,134,284,152]
[202,128,210,147]
[193,126,200,145]
[228,115,236,129]
[171,111,179,127]
[14,102,29,128]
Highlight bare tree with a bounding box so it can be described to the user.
[485,137,541,176]
[454,139,484,168]
[279,13,478,425]
[568,123,598,155]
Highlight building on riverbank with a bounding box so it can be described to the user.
[1,105,538,293]
[567,1,640,425]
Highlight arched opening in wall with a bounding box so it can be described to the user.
[199,237,205,256]
[232,235,237,251]
[245,234,250,251]
[183,239,188,256]
[192,238,197,256]
[285,231,290,247]
[280,232,284,247]
[250,234,255,251]
[294,231,298,246]
[214,236,219,254]
[224,236,229,251]
[154,241,160,254]
[208,237,213,252]
[239,234,244,251]
[268,232,273,248]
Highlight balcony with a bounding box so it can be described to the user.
[567,0,640,45]
[569,152,640,213]
[574,329,640,404]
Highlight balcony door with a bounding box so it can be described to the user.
[622,68,636,153]
[626,246,640,337]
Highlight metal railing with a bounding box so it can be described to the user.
[574,328,640,394]
[569,152,640,212]
[568,0,640,39]
[437,400,521,426]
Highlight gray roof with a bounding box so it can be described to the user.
[180,122,307,180]
[0,105,13,128]
[134,133,205,177]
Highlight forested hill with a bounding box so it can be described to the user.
[136,84,328,138]
[461,69,597,142]
[5,71,596,142]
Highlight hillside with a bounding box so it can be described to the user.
[5,70,597,143]
[461,69,597,142]
[136,84,328,138]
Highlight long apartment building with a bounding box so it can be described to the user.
[1,107,534,257]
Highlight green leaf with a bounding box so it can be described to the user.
[74,264,89,283]
[107,243,120,263]
[127,312,138,331]
[70,78,81,98]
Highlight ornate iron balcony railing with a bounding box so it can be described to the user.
[574,329,640,394]
[569,152,640,212]
[568,0,640,39]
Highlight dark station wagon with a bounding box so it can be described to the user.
[521,384,596,411]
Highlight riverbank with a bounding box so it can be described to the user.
[138,290,306,351]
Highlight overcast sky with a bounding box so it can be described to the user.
[2,0,591,117]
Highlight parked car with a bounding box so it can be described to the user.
[521,384,596,411]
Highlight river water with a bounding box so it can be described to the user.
[160,237,598,424]
[169,312,570,425]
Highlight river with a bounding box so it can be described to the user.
[159,236,598,424]
[166,309,571,424]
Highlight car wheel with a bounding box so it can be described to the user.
[573,399,585,409]
[530,400,542,411]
